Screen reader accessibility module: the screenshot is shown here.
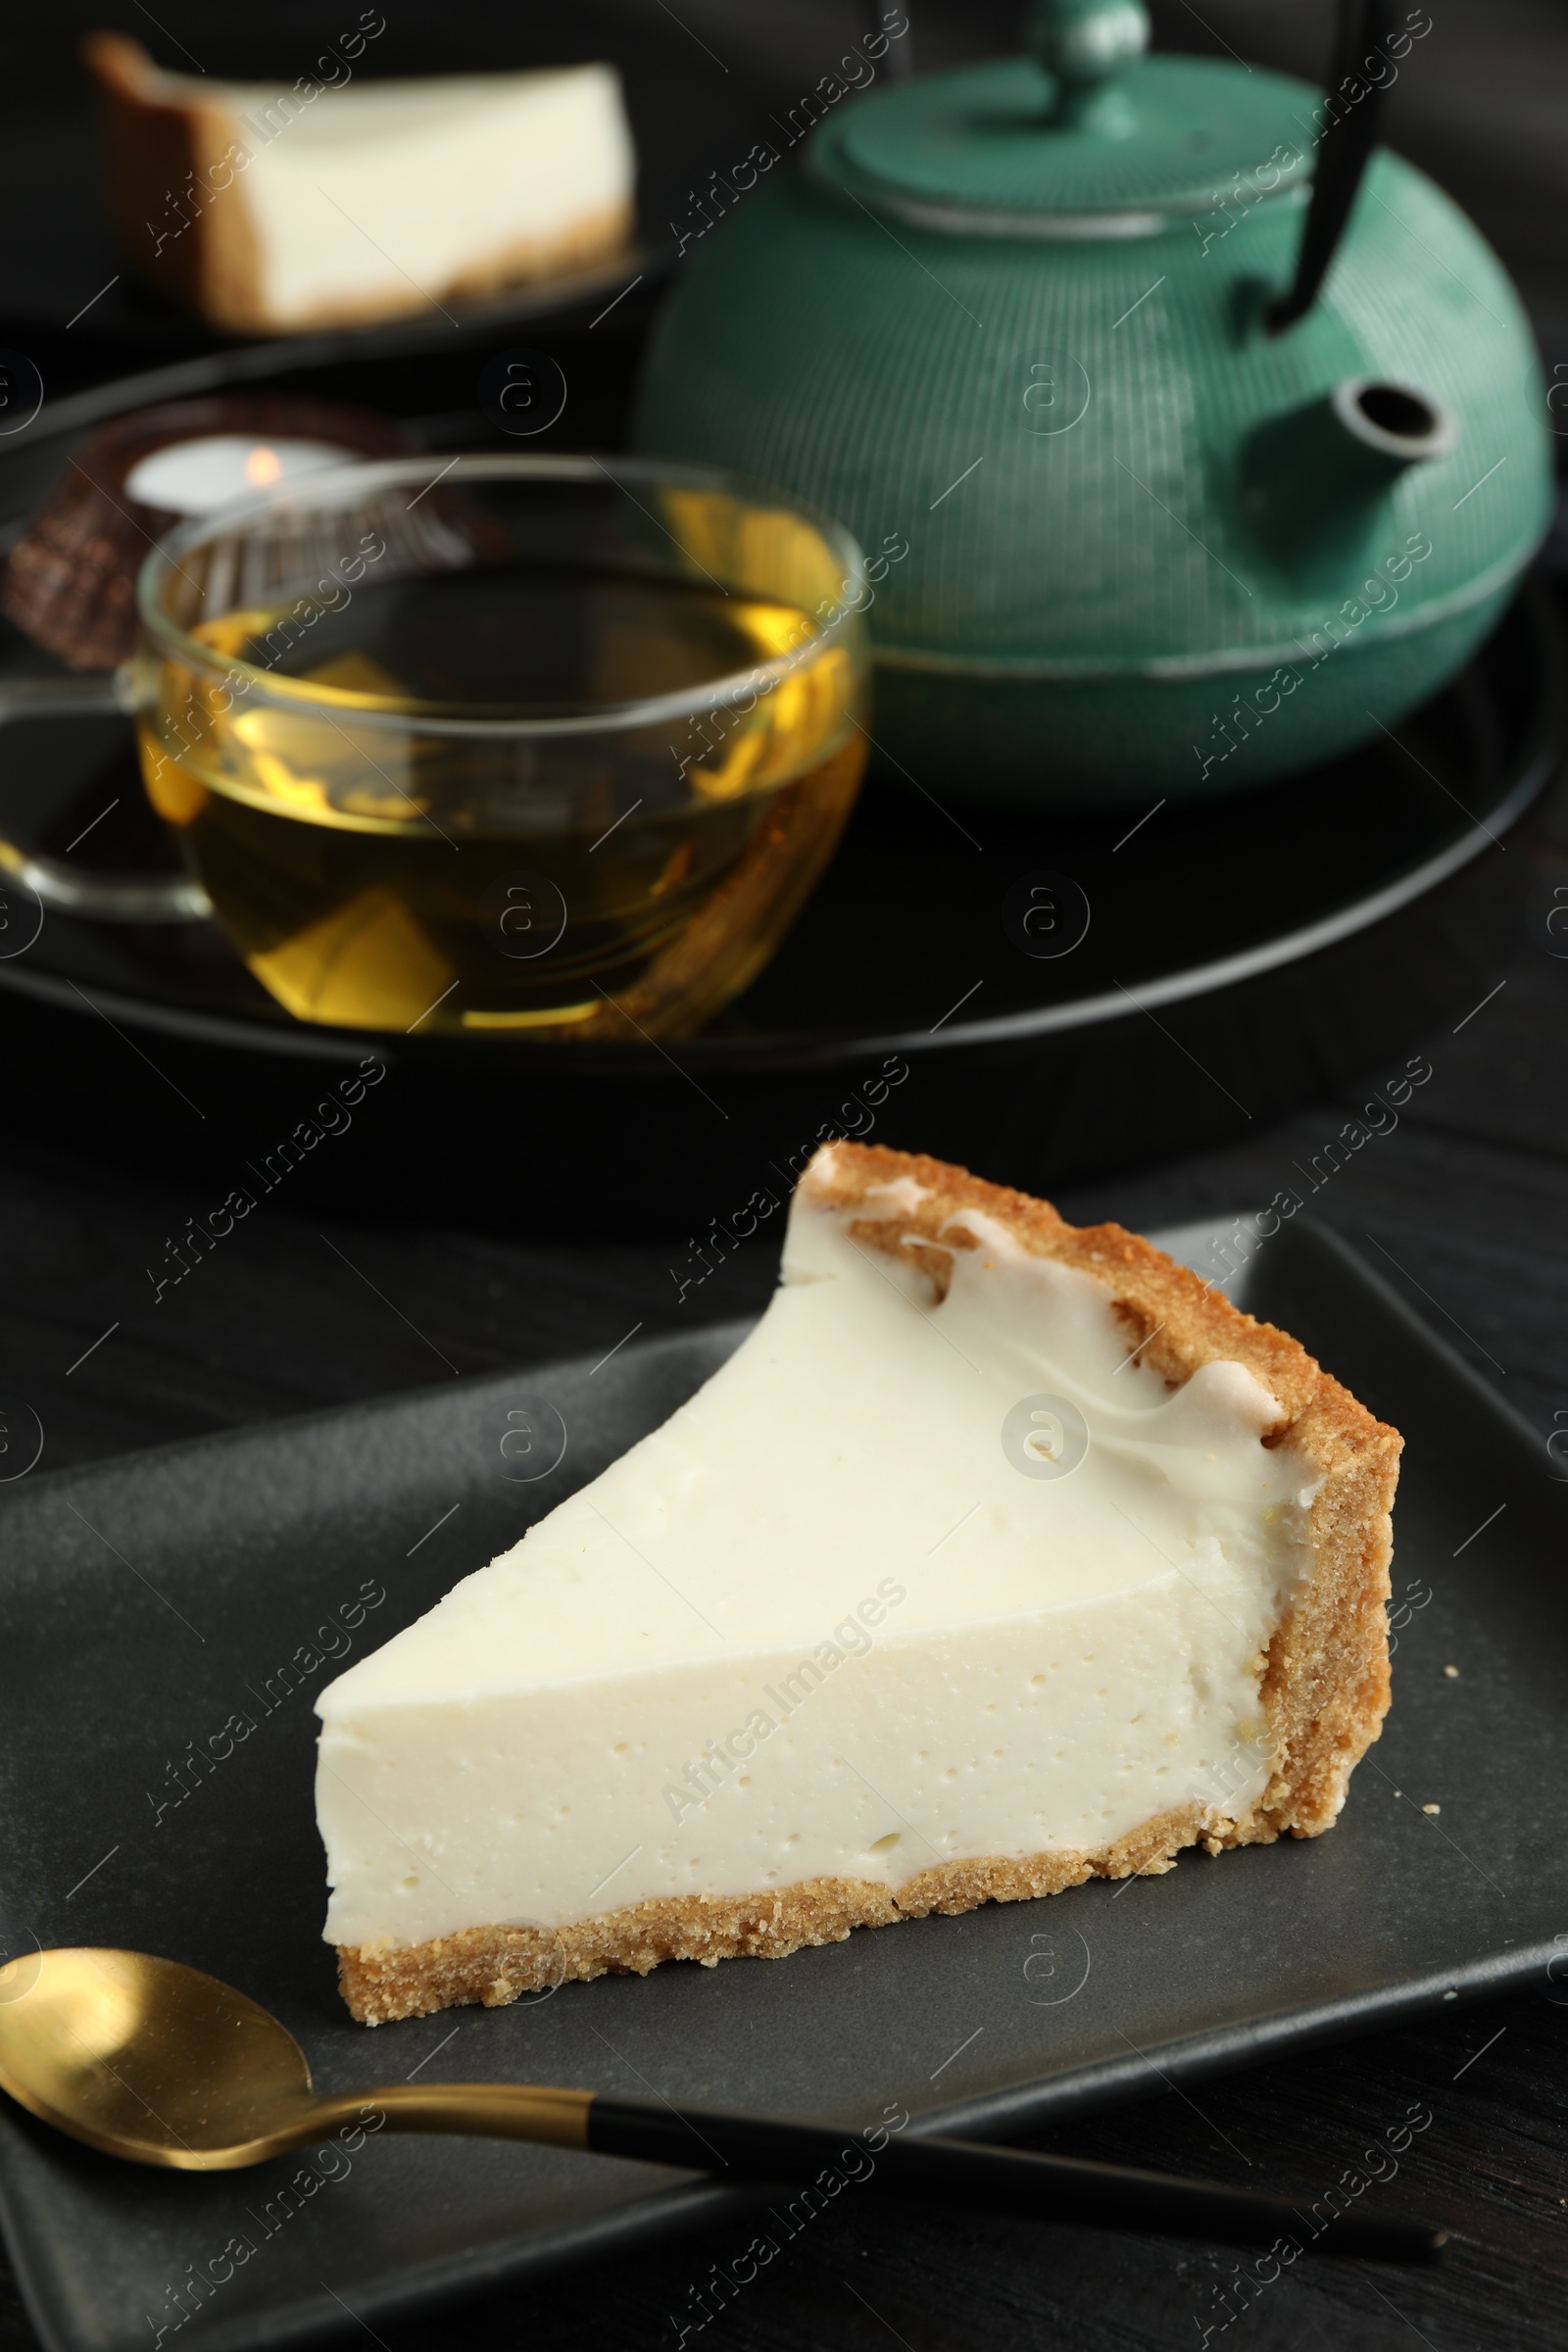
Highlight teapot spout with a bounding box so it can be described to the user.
[1239,377,1456,580]
[1326,376,1456,481]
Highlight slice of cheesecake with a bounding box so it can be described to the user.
[83,34,636,333]
[317,1145,1399,2026]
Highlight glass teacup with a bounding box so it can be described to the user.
[3,455,869,1039]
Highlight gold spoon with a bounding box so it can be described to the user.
[0,1949,1446,2258]
[0,1945,586,2169]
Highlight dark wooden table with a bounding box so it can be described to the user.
[2,732,1567,2351]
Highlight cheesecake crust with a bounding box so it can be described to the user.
[334,1143,1400,2026]
[340,1802,1213,2025]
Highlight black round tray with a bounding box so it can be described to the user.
[0,584,1557,1234]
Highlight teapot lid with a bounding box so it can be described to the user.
[814,0,1316,229]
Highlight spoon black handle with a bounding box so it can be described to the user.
[587,2097,1446,2263]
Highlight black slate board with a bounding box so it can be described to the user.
[0,1220,1563,2352]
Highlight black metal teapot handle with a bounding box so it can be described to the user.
[1269,0,1398,330]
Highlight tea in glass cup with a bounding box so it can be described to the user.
[131,456,868,1037]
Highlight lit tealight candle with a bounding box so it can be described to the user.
[123,434,353,517]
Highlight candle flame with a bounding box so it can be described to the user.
[244,445,283,487]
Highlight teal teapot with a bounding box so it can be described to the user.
[633,0,1551,808]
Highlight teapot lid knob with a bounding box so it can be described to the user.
[1026,0,1150,122]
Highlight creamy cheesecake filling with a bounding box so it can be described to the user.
[110,55,636,329]
[318,1169,1318,1955]
[237,67,634,324]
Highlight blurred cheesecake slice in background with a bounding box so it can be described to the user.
[83,34,636,333]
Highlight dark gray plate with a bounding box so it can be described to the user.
[0,1221,1562,2352]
